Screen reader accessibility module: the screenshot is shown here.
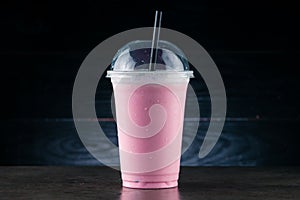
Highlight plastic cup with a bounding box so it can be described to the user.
[107,40,193,189]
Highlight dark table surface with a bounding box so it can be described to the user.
[0,166,299,199]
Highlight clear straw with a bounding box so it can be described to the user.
[149,11,162,71]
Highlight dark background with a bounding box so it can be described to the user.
[0,0,299,166]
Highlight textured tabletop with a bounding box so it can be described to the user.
[0,166,299,199]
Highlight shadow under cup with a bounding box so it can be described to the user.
[107,40,193,189]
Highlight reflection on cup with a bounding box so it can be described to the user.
[120,187,180,200]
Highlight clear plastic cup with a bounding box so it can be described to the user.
[107,40,193,189]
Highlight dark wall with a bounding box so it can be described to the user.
[1,0,299,165]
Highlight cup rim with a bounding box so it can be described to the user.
[106,70,194,78]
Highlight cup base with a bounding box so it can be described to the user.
[122,180,178,189]
[121,171,179,189]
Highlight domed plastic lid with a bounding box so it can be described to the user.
[107,40,193,78]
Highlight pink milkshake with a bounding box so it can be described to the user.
[107,40,193,189]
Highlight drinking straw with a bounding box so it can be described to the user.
[149,11,162,71]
